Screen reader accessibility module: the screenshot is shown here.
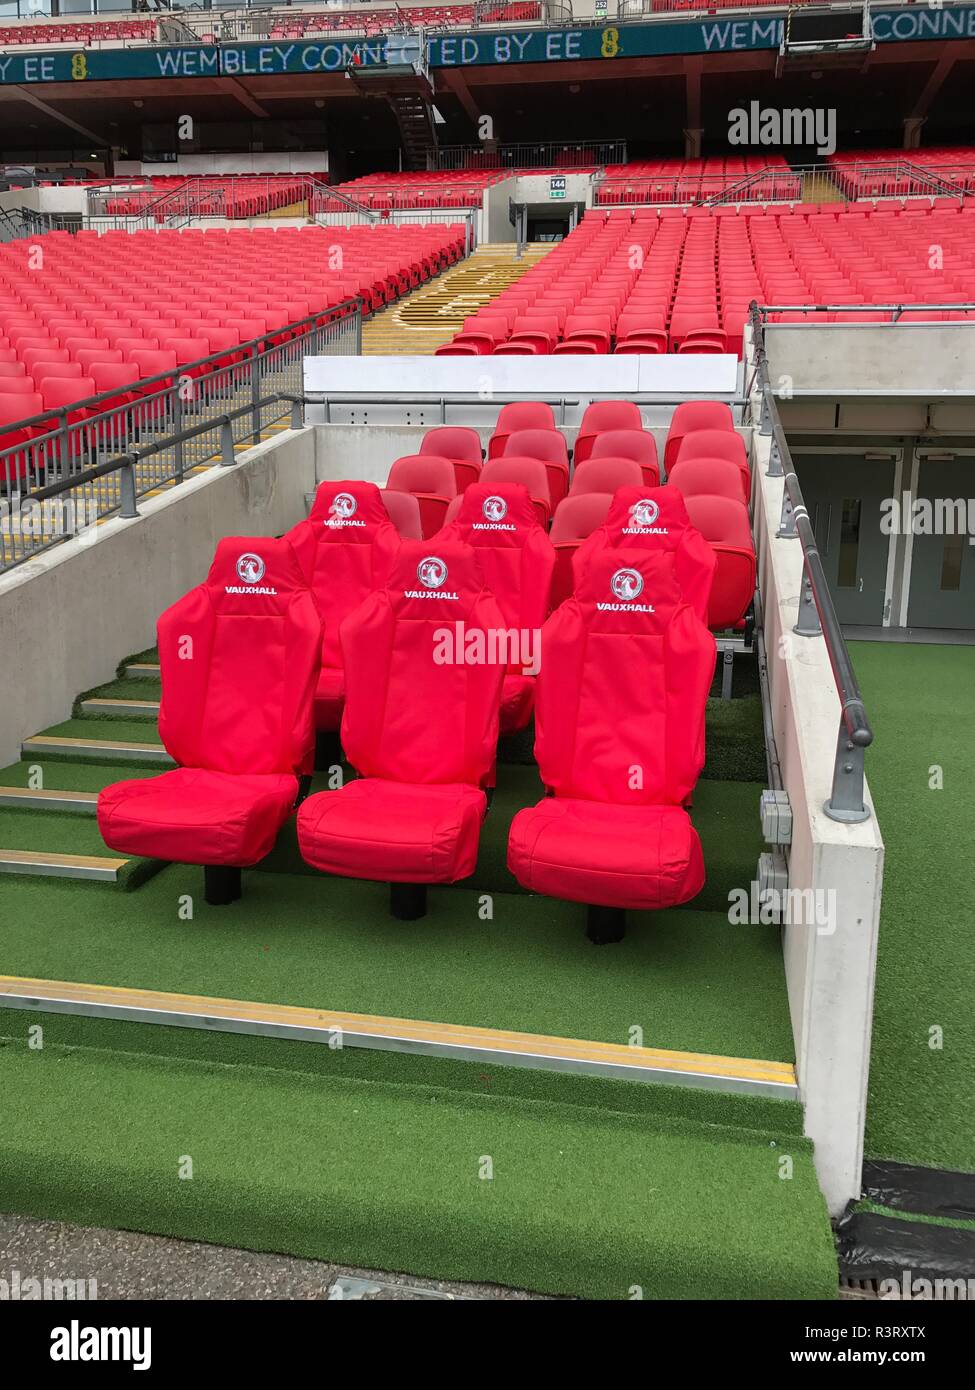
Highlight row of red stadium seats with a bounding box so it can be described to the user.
[438,204,975,357]
[379,399,755,631]
[0,225,466,480]
[97,459,729,936]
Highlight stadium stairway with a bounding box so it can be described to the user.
[362,242,554,355]
[801,170,847,204]
[0,644,839,1297]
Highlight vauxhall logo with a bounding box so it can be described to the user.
[472,494,515,531]
[225,552,278,596]
[623,498,668,535]
[597,568,655,613]
[405,556,459,601]
[325,491,365,528]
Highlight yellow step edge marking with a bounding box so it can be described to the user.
[0,852,127,871]
[0,788,98,804]
[23,736,167,753]
[82,699,158,710]
[0,975,796,1088]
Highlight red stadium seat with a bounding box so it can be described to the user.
[386,454,458,537]
[664,400,735,472]
[0,390,44,486]
[288,481,401,732]
[296,540,507,915]
[480,456,552,525]
[549,493,614,607]
[488,401,556,458]
[419,426,483,491]
[668,455,747,504]
[684,494,756,631]
[437,482,555,732]
[571,486,717,627]
[589,429,660,486]
[98,538,321,904]
[502,428,570,509]
[574,401,644,464]
[507,548,716,939]
[675,428,749,498]
[570,457,644,496]
[380,488,423,539]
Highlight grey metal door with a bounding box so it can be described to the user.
[907,454,975,629]
[796,453,895,625]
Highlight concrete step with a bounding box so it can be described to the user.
[0,787,98,815]
[124,663,160,680]
[22,735,173,765]
[80,698,160,718]
[0,848,127,882]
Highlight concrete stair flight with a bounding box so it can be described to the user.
[362,242,554,355]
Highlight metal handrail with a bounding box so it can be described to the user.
[0,301,360,439]
[19,390,305,513]
[756,302,975,318]
[748,300,873,824]
[0,300,362,572]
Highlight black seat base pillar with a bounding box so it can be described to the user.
[315,730,342,773]
[205,865,242,906]
[586,905,626,945]
[390,882,428,920]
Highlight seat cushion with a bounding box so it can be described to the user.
[98,768,299,866]
[314,665,345,730]
[500,673,535,734]
[507,798,704,910]
[297,778,487,883]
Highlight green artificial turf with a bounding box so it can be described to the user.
[851,641,975,1174]
[853,1201,975,1234]
[74,678,162,717]
[0,1008,803,1137]
[0,867,794,1061]
[0,1040,836,1299]
[0,807,159,889]
[0,759,160,793]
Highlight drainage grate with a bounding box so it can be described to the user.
[327,1276,468,1301]
[839,1276,882,1300]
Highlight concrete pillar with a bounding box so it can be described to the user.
[903,117,925,151]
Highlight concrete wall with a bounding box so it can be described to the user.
[115,154,329,176]
[0,186,88,216]
[312,421,753,483]
[766,323,975,397]
[750,420,885,1217]
[0,430,315,770]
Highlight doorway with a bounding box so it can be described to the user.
[905,451,975,630]
[795,451,897,625]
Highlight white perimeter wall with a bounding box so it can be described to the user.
[0,430,315,770]
[750,421,884,1217]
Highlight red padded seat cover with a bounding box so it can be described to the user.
[572,486,716,626]
[297,540,507,883]
[288,480,401,728]
[98,537,321,866]
[438,482,555,732]
[507,548,715,910]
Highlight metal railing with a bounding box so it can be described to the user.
[758,302,975,322]
[87,174,373,230]
[433,140,626,171]
[748,300,873,823]
[594,161,973,208]
[0,300,361,575]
